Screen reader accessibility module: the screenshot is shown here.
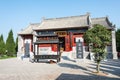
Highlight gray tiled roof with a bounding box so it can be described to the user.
[18,23,40,35]
[91,17,113,29]
[34,14,90,30]
[18,14,114,35]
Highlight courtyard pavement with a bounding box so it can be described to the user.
[0,57,120,80]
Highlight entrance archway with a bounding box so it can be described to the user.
[59,37,65,51]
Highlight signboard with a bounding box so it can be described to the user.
[25,42,30,57]
[56,31,67,37]
[39,47,51,55]
[76,41,83,59]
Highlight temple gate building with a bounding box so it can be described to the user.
[17,13,117,60]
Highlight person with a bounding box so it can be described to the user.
[21,47,24,60]
[21,53,24,60]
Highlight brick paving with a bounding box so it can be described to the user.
[0,58,120,80]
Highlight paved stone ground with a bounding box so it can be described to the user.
[0,57,120,80]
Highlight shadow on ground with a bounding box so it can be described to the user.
[56,73,120,80]
[101,60,120,68]
[88,60,120,77]
[61,56,76,62]
[58,63,88,71]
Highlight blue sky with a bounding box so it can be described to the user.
[0,0,120,41]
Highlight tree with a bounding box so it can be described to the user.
[6,29,15,56]
[83,24,111,73]
[0,34,6,56]
[116,29,120,52]
[15,37,18,53]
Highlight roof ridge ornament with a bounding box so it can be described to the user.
[41,17,46,21]
[106,15,109,18]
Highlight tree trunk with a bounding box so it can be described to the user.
[96,62,100,73]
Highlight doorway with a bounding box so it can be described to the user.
[59,37,65,51]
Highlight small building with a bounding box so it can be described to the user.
[17,13,117,60]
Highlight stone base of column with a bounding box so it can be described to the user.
[113,52,118,59]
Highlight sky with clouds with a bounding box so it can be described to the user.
[0,0,120,41]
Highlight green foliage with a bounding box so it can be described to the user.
[15,37,18,53]
[116,29,120,52]
[84,24,111,72]
[0,34,6,56]
[0,55,16,59]
[6,29,16,56]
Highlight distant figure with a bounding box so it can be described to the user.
[21,53,24,60]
